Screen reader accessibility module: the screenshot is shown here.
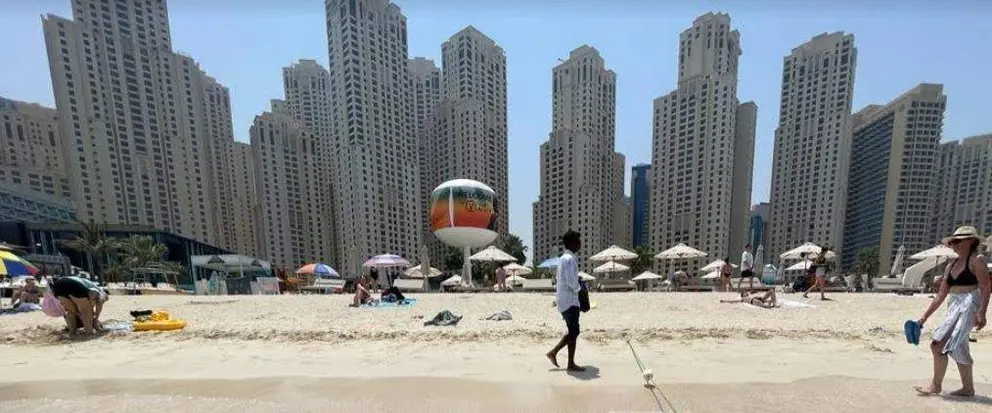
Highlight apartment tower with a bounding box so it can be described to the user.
[648,13,756,273]
[932,134,992,241]
[0,97,71,200]
[325,0,421,273]
[41,0,229,244]
[533,45,626,271]
[631,163,651,247]
[225,142,261,257]
[843,84,946,273]
[281,60,337,266]
[768,32,857,259]
[408,57,441,260]
[423,26,509,262]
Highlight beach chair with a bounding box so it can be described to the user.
[521,278,555,292]
[393,278,427,292]
[299,278,345,294]
[596,279,636,292]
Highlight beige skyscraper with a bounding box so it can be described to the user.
[648,13,756,272]
[250,101,326,269]
[41,0,225,244]
[533,46,626,271]
[225,142,261,257]
[843,84,945,273]
[423,26,509,262]
[932,133,992,242]
[326,0,421,272]
[768,32,857,259]
[409,57,441,256]
[0,97,71,200]
[281,60,337,266]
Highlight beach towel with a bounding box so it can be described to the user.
[361,298,417,308]
[904,320,922,345]
[482,309,512,321]
[932,289,980,365]
[424,310,462,326]
[779,299,815,309]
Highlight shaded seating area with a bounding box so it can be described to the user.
[393,278,427,292]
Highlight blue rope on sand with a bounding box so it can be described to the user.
[622,332,679,413]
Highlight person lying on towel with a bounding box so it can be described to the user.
[721,289,777,309]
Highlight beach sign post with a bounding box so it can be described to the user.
[429,179,499,287]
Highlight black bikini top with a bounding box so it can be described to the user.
[947,252,978,286]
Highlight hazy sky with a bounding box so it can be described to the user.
[2,0,990,262]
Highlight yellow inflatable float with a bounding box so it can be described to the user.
[132,310,187,332]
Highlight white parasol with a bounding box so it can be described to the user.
[593,261,630,274]
[700,259,737,272]
[589,245,638,262]
[404,265,442,279]
[502,262,532,276]
[785,260,815,271]
[578,272,596,281]
[469,246,517,263]
[910,244,958,260]
[655,243,707,259]
[701,270,721,279]
[632,271,663,281]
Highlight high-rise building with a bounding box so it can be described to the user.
[281,60,337,266]
[409,57,441,262]
[631,164,651,247]
[533,46,626,271]
[648,13,756,272]
[842,84,945,273]
[325,0,421,273]
[41,0,227,244]
[932,133,992,242]
[250,101,326,269]
[768,32,857,260]
[423,26,509,263]
[748,202,769,249]
[225,142,261,257]
[0,97,71,200]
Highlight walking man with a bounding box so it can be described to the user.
[546,230,585,372]
[736,244,756,291]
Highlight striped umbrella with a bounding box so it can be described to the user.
[363,254,411,268]
[0,250,40,277]
[296,262,339,277]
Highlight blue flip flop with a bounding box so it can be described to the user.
[904,320,922,345]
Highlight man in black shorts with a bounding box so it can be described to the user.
[736,243,756,291]
[546,230,585,372]
[51,276,108,335]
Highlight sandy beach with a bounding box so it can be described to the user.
[1,292,991,412]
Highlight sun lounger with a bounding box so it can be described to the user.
[521,278,554,292]
[299,278,344,294]
[393,278,426,292]
[596,279,636,292]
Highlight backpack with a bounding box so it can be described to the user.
[42,287,65,318]
[578,279,591,312]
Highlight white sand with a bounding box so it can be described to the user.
[1,292,991,412]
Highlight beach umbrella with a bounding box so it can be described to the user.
[655,243,707,260]
[404,265,442,278]
[910,244,958,260]
[441,275,462,287]
[589,245,638,262]
[754,245,764,274]
[578,272,596,281]
[0,250,39,277]
[701,270,721,279]
[779,242,834,260]
[502,263,532,276]
[469,246,517,263]
[785,260,815,271]
[363,254,411,268]
[631,271,663,281]
[296,262,340,277]
[537,257,560,268]
[700,259,737,272]
[593,261,629,274]
[505,274,527,285]
[889,245,906,277]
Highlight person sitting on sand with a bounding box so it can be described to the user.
[10,277,41,309]
[353,277,372,306]
[721,289,777,309]
[50,275,109,335]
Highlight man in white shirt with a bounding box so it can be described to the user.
[736,244,756,292]
[546,230,585,372]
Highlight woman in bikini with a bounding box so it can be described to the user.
[720,258,733,292]
[721,289,777,309]
[915,226,989,397]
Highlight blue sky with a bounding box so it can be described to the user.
[2,0,990,261]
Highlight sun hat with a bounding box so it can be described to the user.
[942,226,982,245]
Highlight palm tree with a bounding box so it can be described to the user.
[61,220,118,281]
[630,245,654,274]
[494,233,528,265]
[855,246,880,290]
[114,235,185,285]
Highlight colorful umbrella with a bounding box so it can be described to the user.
[296,262,339,277]
[0,250,40,277]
